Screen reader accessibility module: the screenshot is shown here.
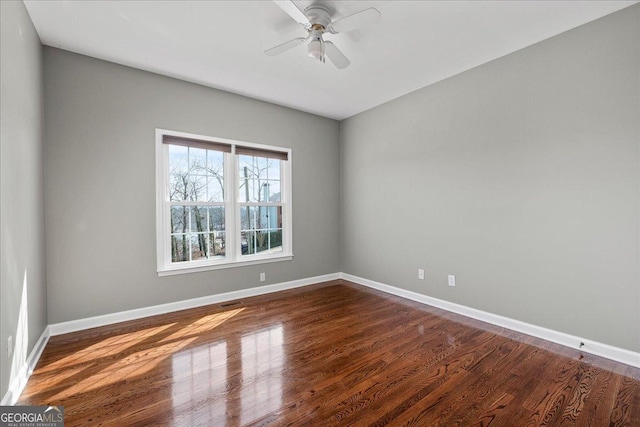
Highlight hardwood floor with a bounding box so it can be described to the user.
[18,280,640,426]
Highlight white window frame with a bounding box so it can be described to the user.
[156,129,293,276]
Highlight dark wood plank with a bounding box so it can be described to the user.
[17,280,640,426]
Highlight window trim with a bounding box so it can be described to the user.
[155,129,293,276]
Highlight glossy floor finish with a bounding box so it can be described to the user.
[18,280,640,426]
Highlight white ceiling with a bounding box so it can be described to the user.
[24,0,637,120]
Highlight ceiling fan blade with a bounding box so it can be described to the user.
[324,41,350,69]
[330,8,381,33]
[265,36,308,56]
[273,1,310,26]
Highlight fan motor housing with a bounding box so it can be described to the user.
[304,4,332,29]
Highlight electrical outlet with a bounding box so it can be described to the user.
[448,275,456,287]
[260,272,266,282]
[418,269,425,280]
[7,336,12,359]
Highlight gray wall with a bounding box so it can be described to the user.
[340,5,640,352]
[44,48,340,323]
[1,1,47,398]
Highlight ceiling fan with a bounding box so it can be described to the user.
[265,1,381,69]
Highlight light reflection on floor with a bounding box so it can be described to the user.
[172,340,228,425]
[241,325,284,425]
[171,323,284,425]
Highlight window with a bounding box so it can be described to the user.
[156,130,292,275]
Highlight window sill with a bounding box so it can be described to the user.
[157,254,294,277]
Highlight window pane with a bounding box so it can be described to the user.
[191,234,208,261]
[238,155,282,203]
[241,231,253,255]
[208,207,225,232]
[211,232,225,256]
[240,206,282,231]
[171,206,189,233]
[240,206,283,256]
[169,145,224,202]
[269,230,283,253]
[189,147,207,172]
[171,205,225,263]
[264,180,281,202]
[266,159,280,181]
[169,174,189,202]
[259,205,282,230]
[208,206,225,231]
[189,174,208,202]
[171,234,188,263]
[207,151,224,202]
[238,175,256,203]
[190,206,208,233]
[240,206,257,230]
[169,145,188,175]
[207,177,224,202]
[241,230,283,256]
[238,154,250,171]
[239,154,268,174]
[257,206,269,229]
[258,183,270,204]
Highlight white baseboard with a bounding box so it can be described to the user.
[1,327,50,406]
[341,273,640,369]
[48,272,340,336]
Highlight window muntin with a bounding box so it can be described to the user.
[157,130,292,274]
